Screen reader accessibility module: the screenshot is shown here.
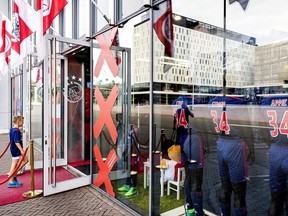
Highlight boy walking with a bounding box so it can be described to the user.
[8,115,28,188]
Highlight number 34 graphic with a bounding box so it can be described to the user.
[267,110,288,137]
[211,110,230,135]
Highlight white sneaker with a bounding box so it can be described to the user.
[7,167,25,176]
[17,167,25,175]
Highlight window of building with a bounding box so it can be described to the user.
[280,45,288,58]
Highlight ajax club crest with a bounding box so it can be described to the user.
[42,0,51,16]
[12,13,20,42]
[0,34,12,53]
[64,76,83,103]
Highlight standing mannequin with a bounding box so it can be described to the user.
[261,96,288,216]
[208,96,248,216]
[174,101,195,216]
[182,129,204,216]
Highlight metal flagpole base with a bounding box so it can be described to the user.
[22,190,43,199]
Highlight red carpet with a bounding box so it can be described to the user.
[0,167,76,206]
[68,160,90,167]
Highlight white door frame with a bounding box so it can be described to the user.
[43,35,91,196]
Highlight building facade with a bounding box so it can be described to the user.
[255,40,288,85]
[0,1,288,216]
[133,13,256,101]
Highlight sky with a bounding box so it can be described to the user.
[119,0,288,46]
[172,0,288,45]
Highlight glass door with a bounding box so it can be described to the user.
[26,55,44,170]
[43,36,91,196]
[8,59,44,188]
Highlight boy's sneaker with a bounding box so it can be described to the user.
[118,184,130,192]
[125,187,138,197]
[186,208,196,216]
[13,177,22,186]
[8,181,22,188]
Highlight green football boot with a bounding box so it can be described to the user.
[186,208,196,216]
[124,187,138,196]
[118,184,130,192]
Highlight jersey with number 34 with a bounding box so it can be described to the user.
[208,96,248,137]
[260,96,288,146]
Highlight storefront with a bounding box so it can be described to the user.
[1,0,288,216]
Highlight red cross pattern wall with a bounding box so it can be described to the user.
[93,27,120,197]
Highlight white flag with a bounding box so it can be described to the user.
[12,0,36,59]
[0,12,21,74]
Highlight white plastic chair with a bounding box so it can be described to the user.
[167,166,185,200]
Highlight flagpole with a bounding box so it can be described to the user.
[148,0,154,215]
[223,0,227,96]
[89,0,94,185]
[49,26,61,36]
[91,0,111,24]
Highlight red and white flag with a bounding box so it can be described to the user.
[153,0,174,73]
[12,0,36,59]
[0,12,21,75]
[41,0,68,34]
[36,66,42,83]
[36,0,68,60]
[35,66,42,88]
[112,28,122,67]
[0,12,8,75]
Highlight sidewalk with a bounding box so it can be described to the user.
[1,186,135,216]
[0,134,135,216]
[0,186,135,216]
